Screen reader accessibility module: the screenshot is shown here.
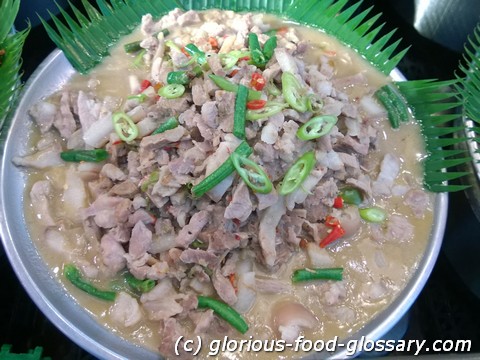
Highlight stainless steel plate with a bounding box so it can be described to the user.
[0,49,448,360]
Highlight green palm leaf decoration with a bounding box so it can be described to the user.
[456,24,480,169]
[394,80,471,192]
[0,0,29,130]
[39,0,469,192]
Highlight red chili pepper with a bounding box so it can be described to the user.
[250,73,266,91]
[299,239,309,249]
[209,37,219,50]
[238,56,250,62]
[333,196,343,209]
[277,26,289,35]
[325,215,340,227]
[246,99,267,110]
[140,79,151,92]
[319,224,345,248]
[228,273,238,294]
[181,47,191,57]
[111,140,123,146]
[228,69,239,78]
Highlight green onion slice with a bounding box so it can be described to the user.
[297,115,338,140]
[279,151,316,195]
[113,112,139,142]
[231,153,273,194]
[208,74,261,101]
[220,50,250,69]
[282,71,308,113]
[158,84,185,99]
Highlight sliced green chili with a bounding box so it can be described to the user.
[113,112,139,142]
[248,33,267,67]
[266,81,281,96]
[191,141,253,198]
[282,71,308,113]
[60,149,109,163]
[64,264,116,301]
[297,115,338,141]
[220,50,250,69]
[197,295,249,334]
[165,39,182,53]
[306,94,324,113]
[152,117,179,135]
[231,153,273,194]
[340,187,363,205]
[125,273,155,293]
[292,267,343,283]
[184,43,206,65]
[158,84,185,99]
[208,74,261,101]
[359,207,387,223]
[246,102,287,121]
[167,71,192,85]
[140,170,159,192]
[233,84,248,139]
[278,151,316,195]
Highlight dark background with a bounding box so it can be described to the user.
[2,0,480,358]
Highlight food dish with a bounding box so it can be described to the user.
[0,6,447,360]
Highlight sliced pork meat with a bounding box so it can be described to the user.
[29,180,56,227]
[224,182,253,222]
[175,210,210,248]
[258,196,286,267]
[274,302,318,343]
[109,292,143,328]
[100,230,126,273]
[404,189,430,218]
[372,153,401,196]
[140,278,183,321]
[29,100,57,133]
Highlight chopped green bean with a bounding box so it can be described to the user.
[64,264,116,301]
[191,141,253,198]
[197,296,249,334]
[248,33,267,67]
[233,84,248,139]
[208,74,261,101]
[184,43,206,65]
[167,71,192,85]
[152,117,179,135]
[292,268,343,283]
[125,273,155,293]
[60,149,109,163]
[262,36,277,60]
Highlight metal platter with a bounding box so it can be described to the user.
[0,48,448,359]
